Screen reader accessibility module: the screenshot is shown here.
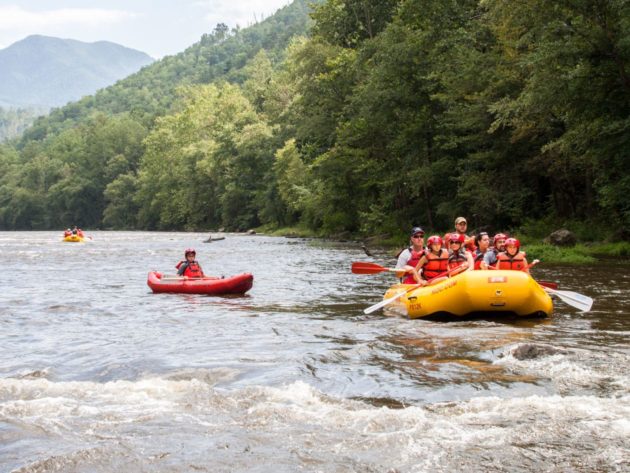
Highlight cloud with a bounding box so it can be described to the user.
[0,5,136,30]
[194,0,289,28]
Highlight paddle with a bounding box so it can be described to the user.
[537,280,559,290]
[544,287,593,312]
[351,262,401,275]
[363,264,466,315]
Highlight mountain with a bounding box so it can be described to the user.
[0,35,154,108]
[20,0,313,142]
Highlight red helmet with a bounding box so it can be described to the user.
[505,238,520,249]
[449,233,465,244]
[184,248,196,256]
[493,233,507,242]
[427,235,443,246]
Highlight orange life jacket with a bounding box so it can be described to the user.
[421,249,449,280]
[179,261,203,278]
[495,251,527,271]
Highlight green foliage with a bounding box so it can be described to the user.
[525,244,596,264]
[311,0,399,47]
[0,0,628,244]
[103,173,140,229]
[136,83,273,230]
[584,242,630,258]
[273,139,311,214]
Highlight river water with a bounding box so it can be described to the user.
[1,231,628,472]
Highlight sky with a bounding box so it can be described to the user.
[0,0,292,58]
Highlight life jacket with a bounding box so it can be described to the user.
[473,249,486,270]
[421,248,449,280]
[448,249,468,271]
[63,230,72,237]
[401,247,425,284]
[495,251,527,271]
[180,261,203,278]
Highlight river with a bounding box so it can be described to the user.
[1,231,628,472]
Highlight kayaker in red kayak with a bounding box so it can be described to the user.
[176,248,205,278]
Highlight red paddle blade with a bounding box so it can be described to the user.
[537,280,559,290]
[351,262,388,274]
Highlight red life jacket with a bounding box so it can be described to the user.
[473,250,486,270]
[495,251,526,271]
[182,261,203,278]
[402,247,425,284]
[448,249,468,271]
[421,249,449,280]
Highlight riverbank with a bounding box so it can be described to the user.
[255,225,630,264]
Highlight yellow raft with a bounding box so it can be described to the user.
[63,235,84,243]
[383,270,553,319]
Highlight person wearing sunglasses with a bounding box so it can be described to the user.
[395,226,426,284]
[447,233,474,274]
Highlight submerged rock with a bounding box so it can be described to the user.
[506,343,567,360]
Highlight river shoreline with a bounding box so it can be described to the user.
[256,225,630,264]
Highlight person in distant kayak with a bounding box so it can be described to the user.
[63,228,72,237]
[176,248,205,278]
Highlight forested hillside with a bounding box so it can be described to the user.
[0,0,628,241]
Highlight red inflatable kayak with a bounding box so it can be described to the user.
[147,271,253,295]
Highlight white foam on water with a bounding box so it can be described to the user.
[2,375,629,472]
[495,344,630,396]
[228,382,630,472]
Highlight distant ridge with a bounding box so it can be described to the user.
[0,35,154,108]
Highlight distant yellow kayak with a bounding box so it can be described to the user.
[63,235,84,243]
[383,270,553,319]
